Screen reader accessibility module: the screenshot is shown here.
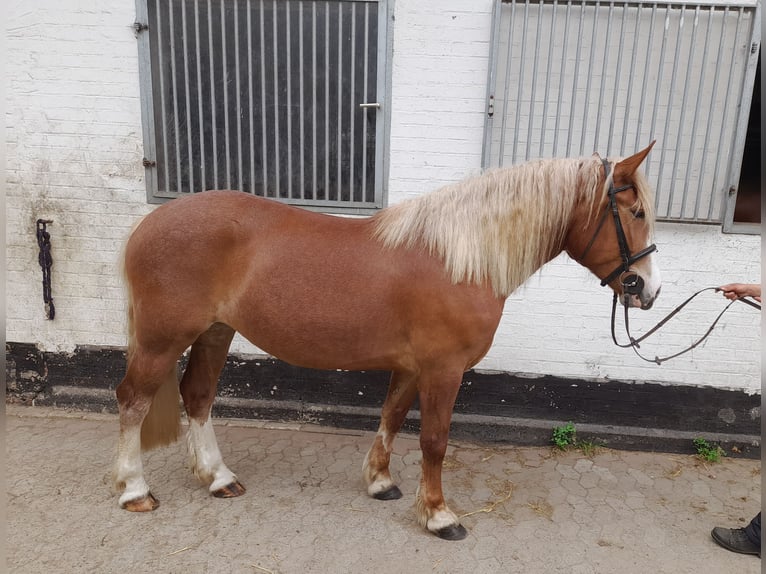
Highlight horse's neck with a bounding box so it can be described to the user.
[485,170,577,296]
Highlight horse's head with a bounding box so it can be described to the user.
[567,142,661,310]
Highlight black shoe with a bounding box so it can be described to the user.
[711,526,761,557]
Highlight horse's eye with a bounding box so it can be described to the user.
[633,210,646,220]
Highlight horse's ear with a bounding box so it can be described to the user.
[615,141,656,176]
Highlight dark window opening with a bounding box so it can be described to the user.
[733,53,760,224]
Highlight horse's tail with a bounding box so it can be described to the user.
[121,216,182,451]
[140,371,182,451]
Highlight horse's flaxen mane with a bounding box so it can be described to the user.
[372,155,654,298]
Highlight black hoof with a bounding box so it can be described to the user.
[435,523,468,541]
[373,485,403,500]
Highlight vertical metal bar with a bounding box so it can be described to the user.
[221,0,232,189]
[181,1,195,193]
[710,7,745,219]
[247,0,255,194]
[674,5,700,219]
[350,2,356,200]
[207,0,218,188]
[136,0,158,200]
[526,1,544,160]
[580,0,600,153]
[539,1,557,158]
[169,3,183,192]
[373,0,389,207]
[324,6,330,199]
[234,0,244,191]
[512,0,530,163]
[361,2,369,199]
[607,2,627,155]
[298,0,305,200]
[700,7,729,219]
[647,6,671,200]
[194,0,206,191]
[481,0,503,168]
[271,0,280,197]
[553,0,572,156]
[336,5,343,200]
[688,6,714,220]
[621,1,641,154]
[259,0,268,196]
[634,3,657,153]
[312,2,318,198]
[566,1,586,155]
[658,5,685,217]
[155,1,170,192]
[593,2,613,153]
[498,0,517,166]
[286,1,293,198]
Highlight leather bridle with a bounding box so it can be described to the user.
[578,159,760,365]
[578,158,656,297]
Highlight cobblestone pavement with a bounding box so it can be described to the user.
[6,405,761,574]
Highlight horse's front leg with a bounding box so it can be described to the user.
[363,370,418,500]
[416,370,466,540]
[180,323,245,498]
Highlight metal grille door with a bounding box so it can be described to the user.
[483,0,760,223]
[136,0,385,212]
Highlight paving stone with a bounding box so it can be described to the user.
[5,405,761,574]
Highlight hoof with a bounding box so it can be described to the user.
[435,523,468,541]
[212,480,246,498]
[373,485,403,501]
[121,492,159,512]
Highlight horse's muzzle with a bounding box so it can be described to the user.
[621,273,658,310]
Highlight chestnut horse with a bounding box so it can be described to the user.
[114,144,660,540]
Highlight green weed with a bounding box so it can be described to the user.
[693,438,726,463]
[551,422,577,450]
[551,422,603,456]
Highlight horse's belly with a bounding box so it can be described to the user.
[231,309,410,372]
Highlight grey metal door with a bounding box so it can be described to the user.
[482,0,760,226]
[136,0,387,213]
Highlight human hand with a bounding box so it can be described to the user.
[717,283,762,303]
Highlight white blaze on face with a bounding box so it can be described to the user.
[630,253,661,309]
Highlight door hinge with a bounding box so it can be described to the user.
[142,158,157,168]
[134,22,149,34]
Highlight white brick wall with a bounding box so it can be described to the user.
[6,0,152,352]
[6,0,760,393]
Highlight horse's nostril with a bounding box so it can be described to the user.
[622,273,644,295]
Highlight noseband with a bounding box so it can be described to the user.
[578,159,656,296]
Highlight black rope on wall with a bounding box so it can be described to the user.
[36,219,55,320]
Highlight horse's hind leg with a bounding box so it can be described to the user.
[180,322,245,498]
[363,370,418,500]
[114,348,182,511]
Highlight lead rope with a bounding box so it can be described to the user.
[611,287,761,365]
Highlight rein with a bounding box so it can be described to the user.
[611,287,761,365]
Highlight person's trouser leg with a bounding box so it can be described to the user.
[744,512,761,548]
